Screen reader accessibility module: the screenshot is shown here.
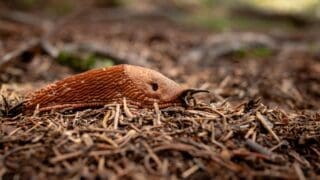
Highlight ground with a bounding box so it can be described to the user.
[0,1,319,179]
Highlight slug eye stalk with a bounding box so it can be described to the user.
[181,89,211,107]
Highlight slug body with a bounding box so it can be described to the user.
[23,64,186,114]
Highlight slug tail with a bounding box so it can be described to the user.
[7,102,25,117]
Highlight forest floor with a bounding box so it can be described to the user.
[0,2,319,179]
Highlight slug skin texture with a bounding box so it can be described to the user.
[23,64,187,114]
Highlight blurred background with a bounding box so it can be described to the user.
[1,0,320,110]
[2,0,320,30]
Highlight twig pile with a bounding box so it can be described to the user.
[1,97,319,179]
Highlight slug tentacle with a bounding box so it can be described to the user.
[22,64,189,114]
[181,89,211,106]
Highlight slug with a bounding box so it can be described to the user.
[10,64,207,115]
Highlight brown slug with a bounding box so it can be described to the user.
[13,64,206,115]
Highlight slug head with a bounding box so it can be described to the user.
[124,65,186,105]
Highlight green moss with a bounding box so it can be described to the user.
[232,47,273,58]
[47,1,73,16]
[57,51,115,71]
[179,11,298,32]
[182,15,231,31]
[86,54,115,69]
[250,47,273,57]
